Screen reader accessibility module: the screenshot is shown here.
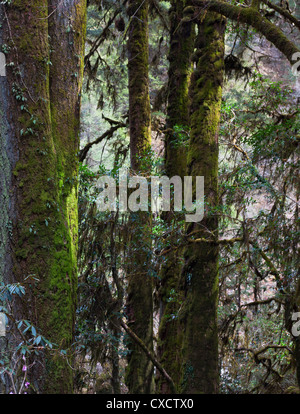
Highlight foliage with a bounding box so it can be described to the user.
[1,0,299,394]
[218,73,299,393]
[0,279,61,394]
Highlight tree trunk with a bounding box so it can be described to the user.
[128,0,151,171]
[0,0,86,393]
[157,0,195,394]
[125,0,154,394]
[180,11,226,394]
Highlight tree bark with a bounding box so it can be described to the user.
[157,0,195,394]
[180,11,226,394]
[128,0,151,171]
[0,0,86,393]
[125,0,154,394]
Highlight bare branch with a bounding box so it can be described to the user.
[120,320,177,393]
[260,0,300,31]
[79,121,127,162]
[188,0,300,64]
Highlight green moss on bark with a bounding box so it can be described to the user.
[125,0,154,394]
[157,0,195,394]
[191,0,299,64]
[127,0,151,172]
[1,0,86,393]
[180,12,226,394]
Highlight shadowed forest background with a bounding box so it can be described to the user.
[0,0,299,394]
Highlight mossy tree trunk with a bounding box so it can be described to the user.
[157,0,195,394]
[125,0,154,394]
[180,12,226,394]
[128,0,151,172]
[0,0,86,393]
